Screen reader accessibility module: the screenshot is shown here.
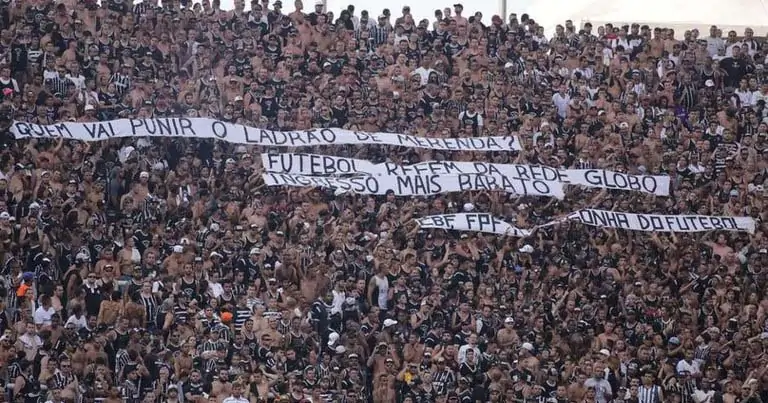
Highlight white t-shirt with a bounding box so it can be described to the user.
[222,396,249,403]
[65,314,88,329]
[676,358,704,376]
[34,306,56,326]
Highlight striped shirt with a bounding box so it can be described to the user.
[370,25,391,46]
[200,338,227,353]
[51,371,75,389]
[110,73,131,96]
[173,305,190,324]
[115,349,130,378]
[121,379,141,403]
[694,344,712,361]
[233,308,251,331]
[132,1,153,15]
[6,361,21,384]
[45,74,72,96]
[638,384,661,403]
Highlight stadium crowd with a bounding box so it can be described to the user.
[0,0,768,402]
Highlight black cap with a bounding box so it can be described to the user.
[453,3,463,8]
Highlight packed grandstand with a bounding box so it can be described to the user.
[0,0,766,403]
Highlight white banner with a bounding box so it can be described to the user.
[569,209,756,234]
[10,119,521,152]
[263,172,565,198]
[261,153,670,196]
[416,214,532,237]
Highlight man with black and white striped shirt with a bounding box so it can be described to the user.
[370,16,392,46]
[132,0,156,15]
[51,358,77,392]
[638,372,664,403]
[110,64,133,96]
[43,67,72,96]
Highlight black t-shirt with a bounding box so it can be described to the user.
[718,57,748,87]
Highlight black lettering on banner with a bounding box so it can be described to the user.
[129,119,142,135]
[383,163,399,175]
[638,215,650,230]
[353,131,383,143]
[583,170,659,193]
[578,210,596,225]
[179,118,196,136]
[11,122,29,137]
[500,176,523,194]
[641,176,658,193]
[722,217,738,230]
[514,165,531,180]
[18,122,73,138]
[459,174,497,191]
[83,122,115,139]
[472,162,490,175]
[129,118,186,136]
[676,217,692,231]
[426,214,456,228]
[395,175,441,195]
[665,216,679,231]
[266,154,281,172]
[212,121,227,138]
[305,130,321,144]
[258,130,281,145]
[506,137,516,150]
[442,161,464,175]
[288,132,304,145]
[485,137,501,150]
[583,210,630,229]
[242,127,261,144]
[465,213,499,233]
[531,166,563,182]
[705,217,719,230]
[320,129,337,143]
[331,155,354,175]
[649,216,664,230]
[531,180,550,195]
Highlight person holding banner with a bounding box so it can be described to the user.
[2,0,768,402]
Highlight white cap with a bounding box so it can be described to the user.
[250,247,261,255]
[504,317,515,324]
[0,212,9,219]
[335,345,347,354]
[705,79,715,87]
[210,223,220,232]
[234,96,243,102]
[519,244,534,254]
[173,245,184,253]
[521,342,535,352]
[140,171,149,178]
[327,332,340,346]
[84,104,95,111]
[29,202,40,209]
[383,319,398,328]
[599,349,611,356]
[463,203,475,212]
